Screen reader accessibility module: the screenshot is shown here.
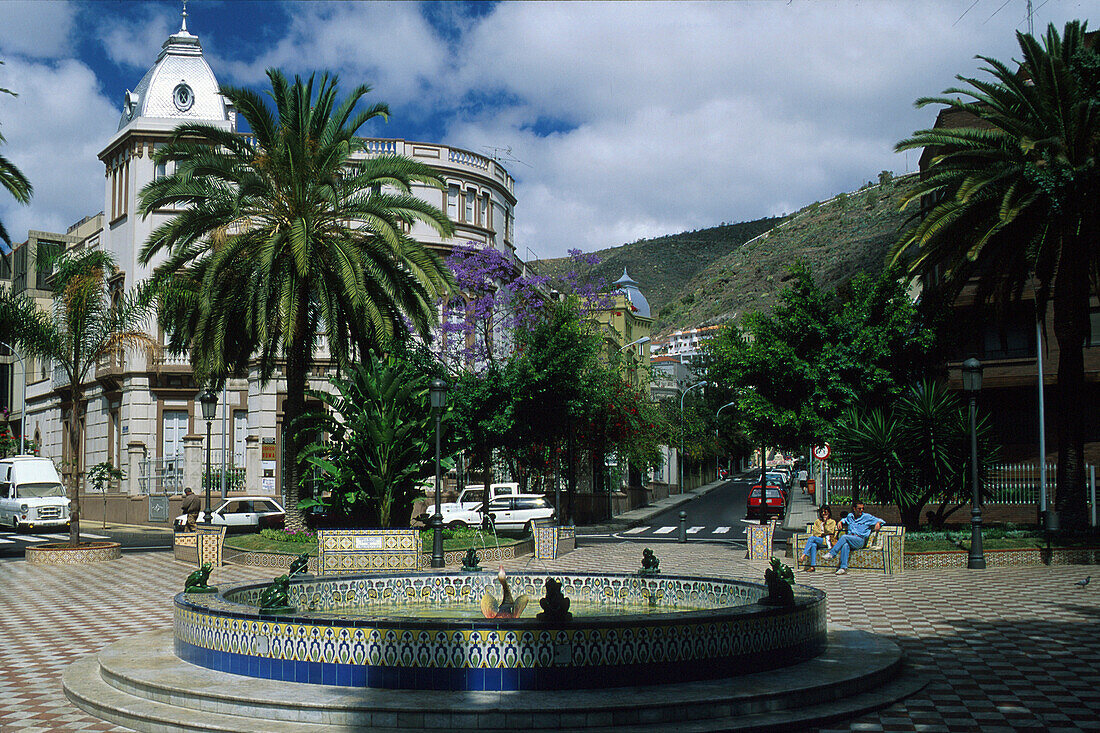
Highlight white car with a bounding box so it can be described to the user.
[175,496,285,532]
[481,495,556,533]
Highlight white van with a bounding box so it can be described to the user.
[0,456,71,531]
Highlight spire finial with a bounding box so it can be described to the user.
[181,0,188,32]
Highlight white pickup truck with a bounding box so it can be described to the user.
[424,482,519,527]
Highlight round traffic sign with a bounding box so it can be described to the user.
[812,444,831,461]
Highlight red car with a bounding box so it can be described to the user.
[747,484,786,520]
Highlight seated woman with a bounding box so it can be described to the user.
[798,505,837,572]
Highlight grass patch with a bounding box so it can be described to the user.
[224,528,519,557]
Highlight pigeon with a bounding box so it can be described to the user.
[1075,576,1091,588]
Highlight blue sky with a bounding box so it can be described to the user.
[0,0,1090,261]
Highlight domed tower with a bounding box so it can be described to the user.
[613,268,651,318]
[98,6,235,282]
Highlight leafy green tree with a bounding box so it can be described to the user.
[137,70,454,531]
[0,61,33,249]
[0,250,154,545]
[833,380,999,530]
[705,264,937,453]
[297,355,448,528]
[892,21,1099,530]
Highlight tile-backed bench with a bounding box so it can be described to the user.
[789,525,905,573]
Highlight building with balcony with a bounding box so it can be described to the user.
[11,16,522,507]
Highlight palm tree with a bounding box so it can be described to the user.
[0,60,33,250]
[0,250,155,545]
[138,70,454,530]
[892,21,1100,531]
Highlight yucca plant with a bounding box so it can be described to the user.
[297,355,449,528]
[137,70,455,530]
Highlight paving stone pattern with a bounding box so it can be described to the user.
[2,545,1099,732]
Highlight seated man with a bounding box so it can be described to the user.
[822,501,883,575]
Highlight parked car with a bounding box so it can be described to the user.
[746,485,786,520]
[174,496,285,532]
[0,456,70,531]
[420,483,521,527]
[480,494,556,533]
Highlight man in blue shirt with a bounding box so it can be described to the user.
[822,501,883,575]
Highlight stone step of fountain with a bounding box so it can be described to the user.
[65,628,926,732]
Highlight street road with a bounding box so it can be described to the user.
[0,525,173,558]
[599,473,790,544]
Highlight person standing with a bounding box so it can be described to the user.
[181,487,202,531]
[822,501,883,575]
[798,505,837,571]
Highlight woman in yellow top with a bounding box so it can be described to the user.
[798,505,838,572]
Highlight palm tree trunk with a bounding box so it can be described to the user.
[1052,244,1089,532]
[282,323,310,532]
[67,385,82,547]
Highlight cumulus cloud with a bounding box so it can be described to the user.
[214,2,450,115]
[1,0,1089,261]
[0,1,76,60]
[0,58,117,240]
[99,6,177,71]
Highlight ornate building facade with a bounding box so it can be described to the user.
[11,16,521,505]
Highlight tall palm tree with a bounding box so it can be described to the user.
[0,250,155,545]
[0,60,33,250]
[892,21,1099,531]
[138,70,454,530]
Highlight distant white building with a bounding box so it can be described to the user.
[10,13,521,503]
[650,325,721,368]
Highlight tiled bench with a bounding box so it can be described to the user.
[789,525,905,573]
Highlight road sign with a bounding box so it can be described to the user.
[812,444,831,461]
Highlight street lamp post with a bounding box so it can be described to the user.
[715,401,736,480]
[1,341,27,455]
[679,381,709,494]
[430,379,448,569]
[199,389,218,524]
[962,358,985,569]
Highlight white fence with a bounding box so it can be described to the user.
[825,461,1079,505]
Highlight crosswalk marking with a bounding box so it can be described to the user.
[0,537,12,544]
[622,527,648,535]
[10,535,49,543]
[686,526,704,534]
[653,526,677,534]
[714,526,731,534]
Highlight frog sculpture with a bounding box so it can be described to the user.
[258,575,295,615]
[184,562,218,594]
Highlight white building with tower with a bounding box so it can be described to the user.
[6,12,522,514]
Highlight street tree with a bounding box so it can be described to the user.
[138,70,454,531]
[0,250,154,545]
[892,21,1099,531]
[705,264,937,453]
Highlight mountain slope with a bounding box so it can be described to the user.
[535,173,919,335]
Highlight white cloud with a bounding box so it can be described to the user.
[2,0,1090,264]
[213,2,450,114]
[0,1,76,59]
[0,58,116,240]
[99,7,176,71]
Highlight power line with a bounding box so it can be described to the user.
[953,0,983,27]
[983,0,1014,24]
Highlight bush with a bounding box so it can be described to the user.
[260,528,317,543]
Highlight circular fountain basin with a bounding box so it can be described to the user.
[174,572,826,691]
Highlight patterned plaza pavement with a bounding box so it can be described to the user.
[1,543,1098,732]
